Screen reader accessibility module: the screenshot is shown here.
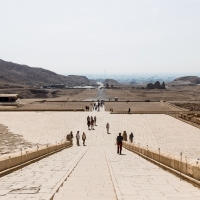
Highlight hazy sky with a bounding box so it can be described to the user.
[0,0,200,75]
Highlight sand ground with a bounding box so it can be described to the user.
[0,124,35,155]
[105,85,200,101]
[0,88,98,100]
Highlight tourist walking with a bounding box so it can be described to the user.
[128,108,131,114]
[87,120,91,130]
[129,132,134,143]
[87,116,90,122]
[66,131,73,140]
[82,132,86,146]
[91,117,94,130]
[98,102,100,107]
[66,131,73,144]
[94,116,97,126]
[123,131,127,141]
[76,131,80,146]
[116,133,123,154]
[106,123,110,134]
[70,131,74,145]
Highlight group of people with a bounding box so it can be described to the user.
[116,132,134,154]
[68,131,86,146]
[87,116,97,130]
[92,101,104,111]
[68,119,135,155]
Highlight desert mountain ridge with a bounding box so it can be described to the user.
[104,79,119,86]
[174,76,200,84]
[166,76,200,86]
[0,59,93,87]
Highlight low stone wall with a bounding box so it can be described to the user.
[0,109,85,111]
[123,141,200,181]
[161,101,188,111]
[0,141,71,173]
[110,111,180,114]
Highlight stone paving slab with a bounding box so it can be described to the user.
[0,147,87,200]
[53,146,117,200]
[105,146,200,200]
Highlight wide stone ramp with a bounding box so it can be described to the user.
[105,147,200,200]
[0,147,87,200]
[53,146,116,200]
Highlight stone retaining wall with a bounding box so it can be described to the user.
[0,141,71,172]
[123,141,200,181]
[0,109,85,111]
[180,113,200,125]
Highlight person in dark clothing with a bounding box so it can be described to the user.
[129,132,134,143]
[116,133,123,154]
[87,120,91,130]
[128,108,131,114]
[94,116,97,126]
[70,131,74,139]
[91,118,94,130]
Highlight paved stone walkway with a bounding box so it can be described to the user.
[106,147,200,200]
[1,146,200,199]
[52,145,200,200]
[1,112,200,199]
[54,146,116,200]
[1,112,200,159]
[0,147,87,200]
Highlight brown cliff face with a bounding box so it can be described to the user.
[0,59,90,87]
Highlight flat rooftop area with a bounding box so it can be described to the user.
[17,101,92,110]
[105,101,181,111]
[0,112,199,160]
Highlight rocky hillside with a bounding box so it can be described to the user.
[166,76,200,86]
[0,59,91,87]
[174,76,200,84]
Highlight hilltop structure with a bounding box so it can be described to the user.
[147,81,165,89]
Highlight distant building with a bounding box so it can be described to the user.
[49,84,65,89]
[42,84,65,89]
[0,94,18,102]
